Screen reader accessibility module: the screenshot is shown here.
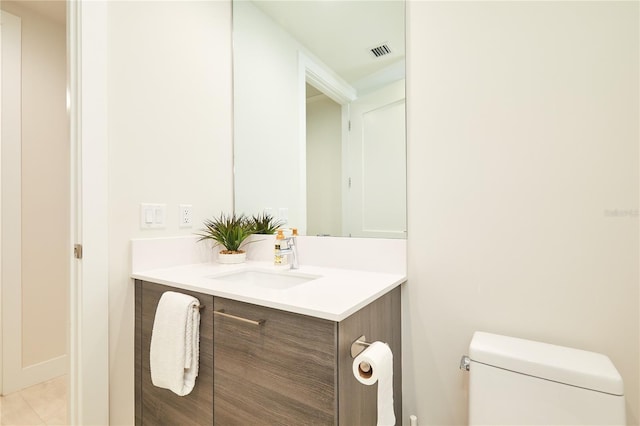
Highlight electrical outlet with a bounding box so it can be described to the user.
[179,204,193,228]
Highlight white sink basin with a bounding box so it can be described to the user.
[209,269,321,289]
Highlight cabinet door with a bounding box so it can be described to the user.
[213,297,337,425]
[137,281,214,425]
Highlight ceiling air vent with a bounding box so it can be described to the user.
[370,43,392,58]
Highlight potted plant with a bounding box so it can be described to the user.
[197,213,255,264]
[250,212,285,235]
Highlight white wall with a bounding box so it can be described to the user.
[107,1,232,423]
[90,1,639,424]
[405,1,639,424]
[1,0,68,373]
[306,94,342,236]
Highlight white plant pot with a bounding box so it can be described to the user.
[217,251,246,264]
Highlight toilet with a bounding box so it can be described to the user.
[464,331,626,425]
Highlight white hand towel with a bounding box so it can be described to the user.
[150,291,201,396]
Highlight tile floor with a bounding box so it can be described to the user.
[0,376,67,426]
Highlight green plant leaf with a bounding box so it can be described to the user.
[196,212,255,252]
[250,212,285,234]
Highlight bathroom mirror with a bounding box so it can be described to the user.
[233,0,406,238]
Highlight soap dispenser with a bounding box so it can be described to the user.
[274,229,288,267]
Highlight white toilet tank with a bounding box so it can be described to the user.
[467,332,626,425]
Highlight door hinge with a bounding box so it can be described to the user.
[348,120,351,131]
[348,177,352,188]
[74,244,83,259]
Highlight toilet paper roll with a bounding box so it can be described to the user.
[352,341,395,426]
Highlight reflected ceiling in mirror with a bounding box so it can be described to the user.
[233,0,406,239]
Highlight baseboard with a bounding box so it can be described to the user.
[2,354,68,395]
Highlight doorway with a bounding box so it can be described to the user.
[306,83,343,237]
[0,2,69,423]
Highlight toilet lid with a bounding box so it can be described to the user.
[469,332,624,396]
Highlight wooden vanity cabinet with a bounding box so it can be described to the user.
[213,287,402,426]
[135,281,214,425]
[135,280,401,425]
[213,297,337,424]
[338,285,402,425]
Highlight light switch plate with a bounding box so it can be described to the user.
[140,203,166,229]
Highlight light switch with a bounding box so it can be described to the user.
[144,209,154,224]
[140,203,166,229]
[154,207,164,224]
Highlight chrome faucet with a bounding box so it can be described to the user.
[287,232,299,269]
[276,229,299,269]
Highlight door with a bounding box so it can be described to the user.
[0,9,23,394]
[345,80,406,238]
[213,297,337,424]
[1,7,69,395]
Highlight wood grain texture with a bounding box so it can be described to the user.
[136,280,402,425]
[135,281,142,426]
[213,297,338,425]
[139,281,214,425]
[338,286,402,426]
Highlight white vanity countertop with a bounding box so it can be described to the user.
[131,261,406,322]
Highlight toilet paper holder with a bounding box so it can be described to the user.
[351,335,372,358]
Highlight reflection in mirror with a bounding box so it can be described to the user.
[233,0,406,238]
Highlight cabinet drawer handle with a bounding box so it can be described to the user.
[213,309,265,326]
